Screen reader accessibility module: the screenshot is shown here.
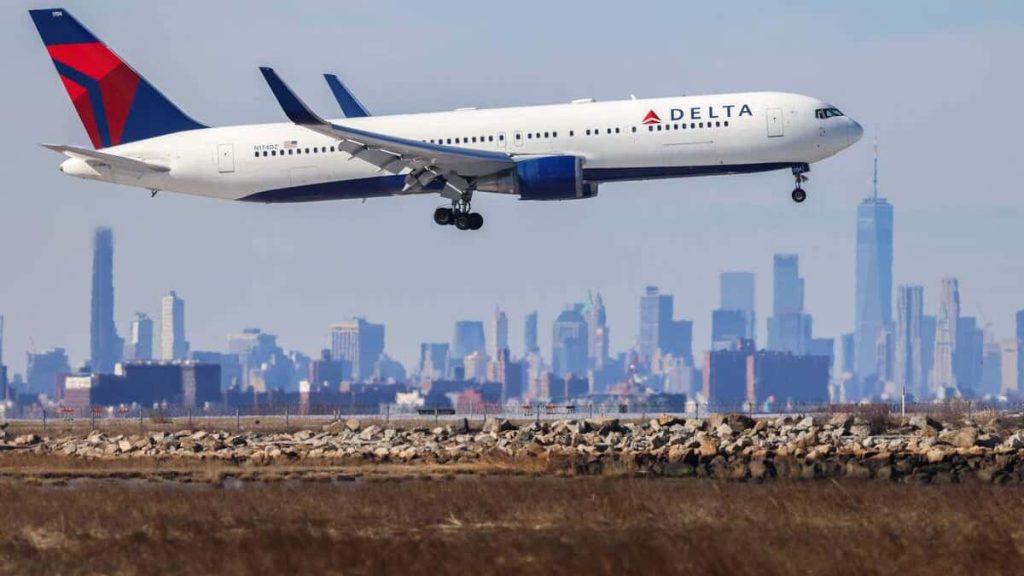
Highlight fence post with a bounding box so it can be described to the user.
[385,404,389,427]
[236,408,240,431]
[42,409,47,431]
[285,408,289,427]
[139,407,144,430]
[91,407,96,429]
[188,407,193,429]
[535,404,540,425]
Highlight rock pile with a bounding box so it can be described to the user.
[4,413,1024,482]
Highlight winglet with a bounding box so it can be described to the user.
[259,67,325,126]
[324,74,371,118]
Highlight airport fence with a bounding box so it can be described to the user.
[7,398,1023,434]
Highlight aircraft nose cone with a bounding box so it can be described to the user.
[849,119,864,145]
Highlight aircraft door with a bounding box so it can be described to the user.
[513,131,524,148]
[497,132,507,150]
[766,108,784,138]
[217,143,235,173]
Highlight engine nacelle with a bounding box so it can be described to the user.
[474,155,599,200]
[516,156,597,201]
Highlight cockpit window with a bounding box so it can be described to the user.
[815,107,845,119]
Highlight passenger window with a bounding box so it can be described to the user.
[570,130,575,137]
[585,129,591,136]
[499,135,505,141]
[724,121,729,127]
[631,127,636,133]
[553,132,558,138]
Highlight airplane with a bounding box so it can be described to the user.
[30,8,863,232]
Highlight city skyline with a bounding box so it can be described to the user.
[1,223,1021,390]
[2,1,1023,378]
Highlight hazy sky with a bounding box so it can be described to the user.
[2,0,1023,374]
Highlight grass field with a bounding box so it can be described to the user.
[0,477,1022,575]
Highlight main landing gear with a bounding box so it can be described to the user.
[433,200,483,231]
[791,164,810,204]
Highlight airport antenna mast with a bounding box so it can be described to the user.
[872,137,879,202]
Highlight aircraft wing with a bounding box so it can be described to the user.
[43,144,170,173]
[324,74,371,118]
[260,68,514,185]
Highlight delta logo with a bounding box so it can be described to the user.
[641,110,662,125]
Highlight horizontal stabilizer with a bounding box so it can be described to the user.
[43,143,170,173]
[324,74,371,118]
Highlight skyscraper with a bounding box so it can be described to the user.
[584,291,609,369]
[418,343,450,380]
[524,312,539,356]
[128,312,154,361]
[26,347,70,396]
[854,145,894,384]
[954,316,984,395]
[453,321,486,360]
[767,255,812,355]
[330,318,385,382]
[0,315,6,401]
[90,227,122,373]
[160,291,188,361]
[711,309,747,349]
[638,286,693,364]
[894,285,924,399]
[932,278,960,397]
[488,308,508,359]
[1017,310,1024,393]
[720,272,756,342]
[552,306,589,377]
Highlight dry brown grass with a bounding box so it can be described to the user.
[0,477,1022,576]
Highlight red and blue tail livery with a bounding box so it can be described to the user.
[29,8,204,150]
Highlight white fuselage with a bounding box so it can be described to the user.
[59,91,862,202]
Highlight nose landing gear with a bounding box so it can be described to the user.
[791,164,810,204]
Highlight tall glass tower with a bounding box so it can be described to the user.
[854,143,894,385]
[90,227,122,373]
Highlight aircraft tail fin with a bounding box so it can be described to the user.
[29,8,206,149]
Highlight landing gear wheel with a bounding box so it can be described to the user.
[433,207,454,226]
[467,213,484,231]
[454,213,471,230]
[792,188,807,203]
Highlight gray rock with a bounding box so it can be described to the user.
[828,414,853,431]
[909,415,943,432]
[359,425,381,440]
[794,416,816,431]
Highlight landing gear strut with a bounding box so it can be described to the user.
[434,197,483,231]
[791,164,810,204]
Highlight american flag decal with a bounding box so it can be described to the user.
[283,140,298,149]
